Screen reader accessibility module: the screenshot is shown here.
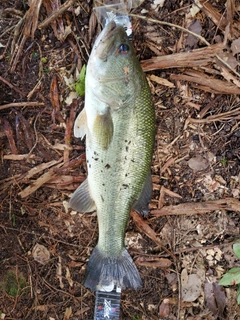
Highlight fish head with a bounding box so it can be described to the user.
[87,21,143,108]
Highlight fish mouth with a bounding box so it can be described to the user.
[100,21,118,42]
[94,21,120,59]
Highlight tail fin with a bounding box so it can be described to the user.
[84,246,142,291]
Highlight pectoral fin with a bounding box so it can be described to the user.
[93,108,113,150]
[69,179,96,213]
[132,171,152,217]
[74,108,87,139]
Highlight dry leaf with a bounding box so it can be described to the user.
[182,273,202,302]
[66,267,74,287]
[148,74,175,88]
[204,281,226,316]
[188,155,209,172]
[32,244,50,265]
[65,91,78,105]
[203,175,220,192]
[125,232,143,250]
[189,4,200,17]
[231,37,240,55]
[186,20,202,47]
[135,256,172,268]
[217,51,238,69]
[63,307,72,320]
[181,268,189,289]
[213,282,226,316]
[204,282,217,314]
[159,298,170,317]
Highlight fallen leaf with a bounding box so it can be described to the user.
[182,273,202,302]
[65,91,78,105]
[166,273,178,292]
[63,307,72,320]
[231,37,240,55]
[189,4,200,17]
[188,155,209,172]
[218,51,238,69]
[148,74,175,88]
[186,20,202,47]
[203,175,221,192]
[159,298,170,317]
[204,282,218,315]
[66,267,73,287]
[213,282,226,316]
[181,268,189,290]
[125,232,143,250]
[32,244,50,265]
[135,256,172,268]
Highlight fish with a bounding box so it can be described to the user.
[69,20,155,291]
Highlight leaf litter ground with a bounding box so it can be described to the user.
[0,0,240,319]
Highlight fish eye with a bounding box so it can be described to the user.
[119,44,129,54]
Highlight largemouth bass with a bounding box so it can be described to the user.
[69,21,155,291]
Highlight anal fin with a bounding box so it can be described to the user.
[69,178,96,213]
[132,171,152,217]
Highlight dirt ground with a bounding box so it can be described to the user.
[0,0,240,319]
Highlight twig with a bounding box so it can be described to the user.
[0,25,15,39]
[141,43,225,72]
[18,158,64,198]
[188,107,240,124]
[0,76,25,96]
[10,34,28,73]
[26,112,40,161]
[131,14,240,78]
[131,210,177,260]
[4,120,18,154]
[38,0,75,30]
[0,101,44,111]
[129,13,209,45]
[151,198,240,216]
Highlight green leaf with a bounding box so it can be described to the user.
[233,243,240,259]
[75,64,86,97]
[237,291,240,305]
[219,267,240,286]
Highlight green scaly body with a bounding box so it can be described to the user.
[70,21,155,291]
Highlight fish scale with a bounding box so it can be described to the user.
[69,20,155,291]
